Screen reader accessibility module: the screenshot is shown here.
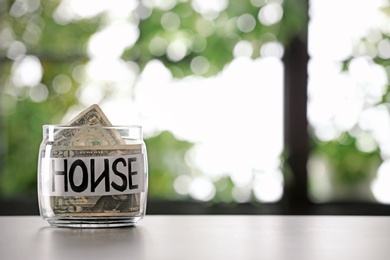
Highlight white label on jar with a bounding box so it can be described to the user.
[41,154,145,196]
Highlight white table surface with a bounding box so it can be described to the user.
[1,215,390,260]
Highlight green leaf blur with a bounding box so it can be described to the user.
[3,0,386,204]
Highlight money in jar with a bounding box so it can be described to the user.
[37,105,148,228]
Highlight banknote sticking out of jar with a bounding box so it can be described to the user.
[37,104,148,228]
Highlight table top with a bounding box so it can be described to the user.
[1,215,390,260]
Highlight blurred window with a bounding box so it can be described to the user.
[308,0,390,203]
[0,0,287,204]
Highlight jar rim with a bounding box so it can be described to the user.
[43,125,142,129]
[42,125,143,141]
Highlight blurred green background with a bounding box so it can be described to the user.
[1,0,390,205]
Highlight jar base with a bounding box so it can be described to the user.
[46,216,143,228]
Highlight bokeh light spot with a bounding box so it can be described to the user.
[253,171,283,202]
[260,41,284,58]
[196,18,215,37]
[232,186,252,203]
[191,0,228,18]
[72,65,86,84]
[161,12,181,31]
[87,22,139,58]
[189,177,216,201]
[11,55,43,87]
[53,74,73,94]
[10,0,40,18]
[142,0,177,11]
[29,84,49,103]
[190,56,210,75]
[149,36,168,56]
[378,39,390,59]
[167,39,187,61]
[250,0,266,8]
[23,22,42,45]
[371,160,390,204]
[237,13,256,33]
[356,132,377,153]
[173,175,192,195]
[7,41,27,60]
[258,3,283,26]
[233,40,253,58]
[76,83,105,106]
[190,35,207,53]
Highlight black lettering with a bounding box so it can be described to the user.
[52,159,68,192]
[111,158,127,192]
[128,157,138,190]
[91,159,110,192]
[69,159,88,193]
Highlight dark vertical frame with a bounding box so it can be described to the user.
[282,0,310,210]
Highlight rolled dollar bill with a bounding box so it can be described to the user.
[52,104,125,146]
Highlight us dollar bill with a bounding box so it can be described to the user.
[50,146,143,217]
[53,104,124,147]
[48,104,142,217]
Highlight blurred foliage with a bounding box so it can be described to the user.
[3,0,386,204]
[0,0,308,200]
[279,0,308,43]
[1,101,51,195]
[304,1,390,203]
[311,133,381,185]
[212,176,236,203]
[308,12,390,201]
[2,0,386,203]
[144,131,193,199]
[0,0,89,196]
[125,0,307,78]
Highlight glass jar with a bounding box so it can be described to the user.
[38,125,148,228]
